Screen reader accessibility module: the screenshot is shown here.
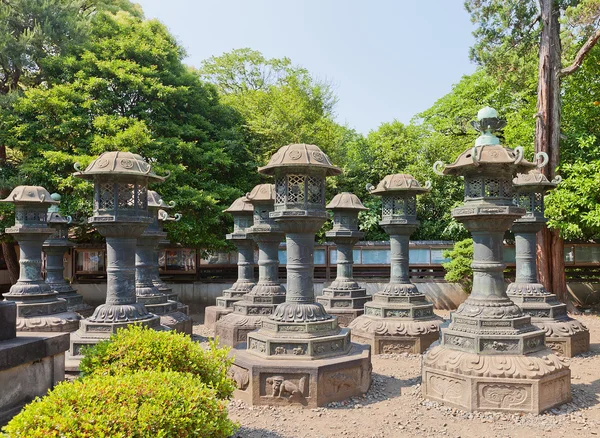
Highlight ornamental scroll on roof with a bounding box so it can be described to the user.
[258,144,342,176]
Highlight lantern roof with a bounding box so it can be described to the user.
[1,186,58,204]
[326,192,368,211]
[258,144,342,176]
[368,174,430,195]
[73,151,166,182]
[246,184,275,203]
[224,196,254,214]
[148,191,174,209]
[513,169,560,190]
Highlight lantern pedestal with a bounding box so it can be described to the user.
[507,222,589,357]
[349,225,441,354]
[422,107,570,413]
[205,236,255,330]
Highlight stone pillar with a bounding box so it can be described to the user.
[349,175,442,354]
[135,191,191,334]
[317,192,371,327]
[216,184,286,346]
[44,193,94,317]
[1,186,80,332]
[67,152,168,369]
[204,197,255,330]
[507,170,589,357]
[422,107,571,414]
[230,144,371,408]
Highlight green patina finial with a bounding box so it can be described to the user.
[48,193,61,212]
[471,106,506,146]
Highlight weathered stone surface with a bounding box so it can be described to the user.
[231,342,371,408]
[204,305,234,331]
[0,302,16,342]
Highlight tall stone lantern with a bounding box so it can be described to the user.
[204,196,256,330]
[317,192,371,327]
[68,152,166,364]
[230,144,371,408]
[216,184,286,346]
[135,191,192,334]
[349,175,442,353]
[422,107,570,414]
[508,170,589,356]
[1,186,80,331]
[44,193,94,317]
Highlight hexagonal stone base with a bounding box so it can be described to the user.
[422,345,571,413]
[351,329,440,354]
[143,300,178,315]
[160,311,192,335]
[204,306,233,331]
[230,343,371,408]
[544,330,590,357]
[323,308,364,328]
[215,313,263,347]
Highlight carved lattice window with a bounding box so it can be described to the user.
[392,197,405,215]
[307,176,323,204]
[501,180,513,197]
[136,185,147,210]
[467,178,482,198]
[484,178,500,197]
[275,177,286,204]
[287,175,305,203]
[117,184,135,208]
[406,198,416,215]
[100,183,115,210]
[534,192,544,214]
[382,197,393,216]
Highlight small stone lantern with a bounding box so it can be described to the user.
[317,192,371,327]
[44,193,94,317]
[68,151,167,364]
[1,186,80,331]
[508,170,589,356]
[349,175,441,353]
[204,196,256,330]
[422,107,570,413]
[135,191,191,334]
[230,144,371,408]
[215,184,286,346]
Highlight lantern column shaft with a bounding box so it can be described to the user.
[514,232,537,284]
[105,237,137,305]
[471,230,506,299]
[285,232,315,304]
[44,248,66,285]
[336,243,353,280]
[390,234,410,284]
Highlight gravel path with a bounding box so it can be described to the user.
[192,312,600,438]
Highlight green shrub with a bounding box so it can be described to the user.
[79,325,235,400]
[1,371,238,438]
[443,238,474,292]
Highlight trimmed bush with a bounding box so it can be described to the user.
[79,325,235,400]
[1,371,238,438]
[442,238,474,292]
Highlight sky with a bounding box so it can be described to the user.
[135,0,477,134]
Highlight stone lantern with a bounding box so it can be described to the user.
[1,186,80,331]
[230,144,371,408]
[204,196,256,330]
[317,192,371,327]
[422,107,570,413]
[68,151,167,364]
[215,184,286,346]
[508,170,589,356]
[44,193,94,317]
[348,175,442,353]
[135,191,192,334]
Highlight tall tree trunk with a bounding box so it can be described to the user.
[0,144,19,284]
[535,0,569,305]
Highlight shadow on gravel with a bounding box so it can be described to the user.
[570,379,600,410]
[233,427,286,437]
[325,372,418,409]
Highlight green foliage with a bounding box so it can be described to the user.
[2,8,258,249]
[443,238,474,292]
[79,325,235,400]
[1,371,238,438]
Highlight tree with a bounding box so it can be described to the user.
[465,0,600,304]
[2,8,258,252]
[200,48,344,163]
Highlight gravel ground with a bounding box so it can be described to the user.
[192,311,600,438]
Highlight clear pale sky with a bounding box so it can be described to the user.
[135,0,477,134]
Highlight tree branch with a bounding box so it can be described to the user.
[560,28,600,77]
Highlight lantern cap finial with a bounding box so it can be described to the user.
[224,196,254,214]
[1,186,58,204]
[258,144,342,176]
[326,192,368,211]
[246,184,275,203]
[73,151,166,182]
[369,174,430,195]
